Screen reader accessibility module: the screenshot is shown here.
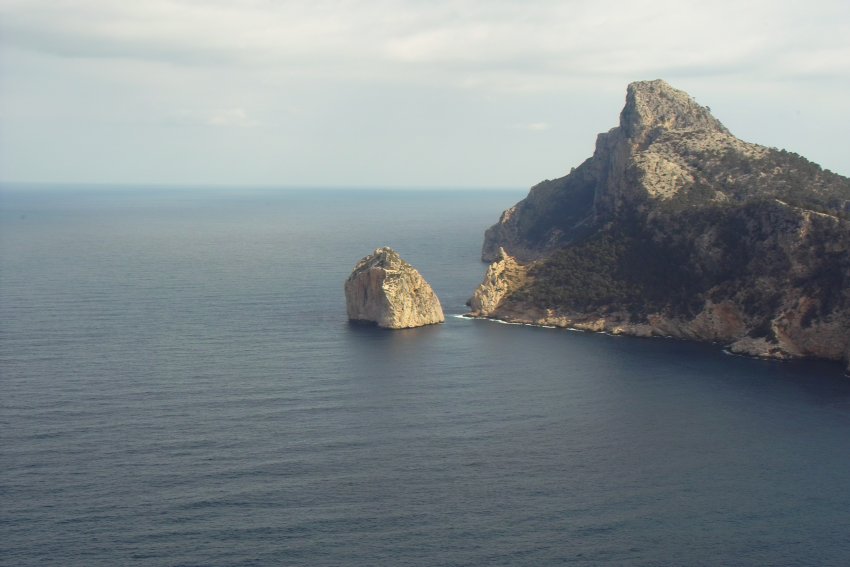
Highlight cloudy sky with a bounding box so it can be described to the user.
[1,0,848,187]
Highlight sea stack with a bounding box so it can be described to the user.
[345,247,444,329]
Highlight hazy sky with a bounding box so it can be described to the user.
[1,0,848,187]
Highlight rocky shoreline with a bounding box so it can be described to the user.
[466,261,850,373]
[462,310,850,374]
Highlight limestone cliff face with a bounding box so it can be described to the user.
[345,247,444,329]
[473,80,850,370]
[482,80,848,263]
[467,248,527,316]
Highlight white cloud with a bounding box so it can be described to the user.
[1,0,849,185]
[167,106,258,128]
[206,107,256,128]
[515,122,551,132]
[1,0,848,84]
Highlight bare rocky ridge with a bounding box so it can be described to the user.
[472,80,850,371]
[345,247,444,329]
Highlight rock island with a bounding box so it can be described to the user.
[346,247,444,329]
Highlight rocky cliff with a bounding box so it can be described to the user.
[473,80,850,371]
[467,247,527,317]
[346,247,444,329]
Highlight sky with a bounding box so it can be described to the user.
[1,0,849,188]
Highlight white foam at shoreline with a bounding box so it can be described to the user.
[451,313,559,329]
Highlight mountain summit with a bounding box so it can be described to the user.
[483,80,848,262]
[472,80,850,371]
[620,79,728,140]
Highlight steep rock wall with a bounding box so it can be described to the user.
[345,247,444,329]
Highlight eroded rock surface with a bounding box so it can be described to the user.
[345,247,444,329]
[467,248,527,317]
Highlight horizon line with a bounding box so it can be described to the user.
[0,180,528,192]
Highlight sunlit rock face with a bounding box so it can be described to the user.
[466,247,526,317]
[345,247,444,329]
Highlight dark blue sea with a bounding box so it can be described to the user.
[2,185,849,566]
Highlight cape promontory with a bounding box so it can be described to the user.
[345,247,444,329]
[472,79,850,371]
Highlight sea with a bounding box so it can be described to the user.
[1,184,849,567]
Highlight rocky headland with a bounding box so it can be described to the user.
[346,247,444,329]
[470,80,850,372]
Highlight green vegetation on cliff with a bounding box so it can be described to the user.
[516,200,849,327]
[665,147,850,219]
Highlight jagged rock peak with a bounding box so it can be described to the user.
[620,79,727,141]
[357,246,403,270]
[344,247,444,329]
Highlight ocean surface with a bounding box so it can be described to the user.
[1,185,849,567]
